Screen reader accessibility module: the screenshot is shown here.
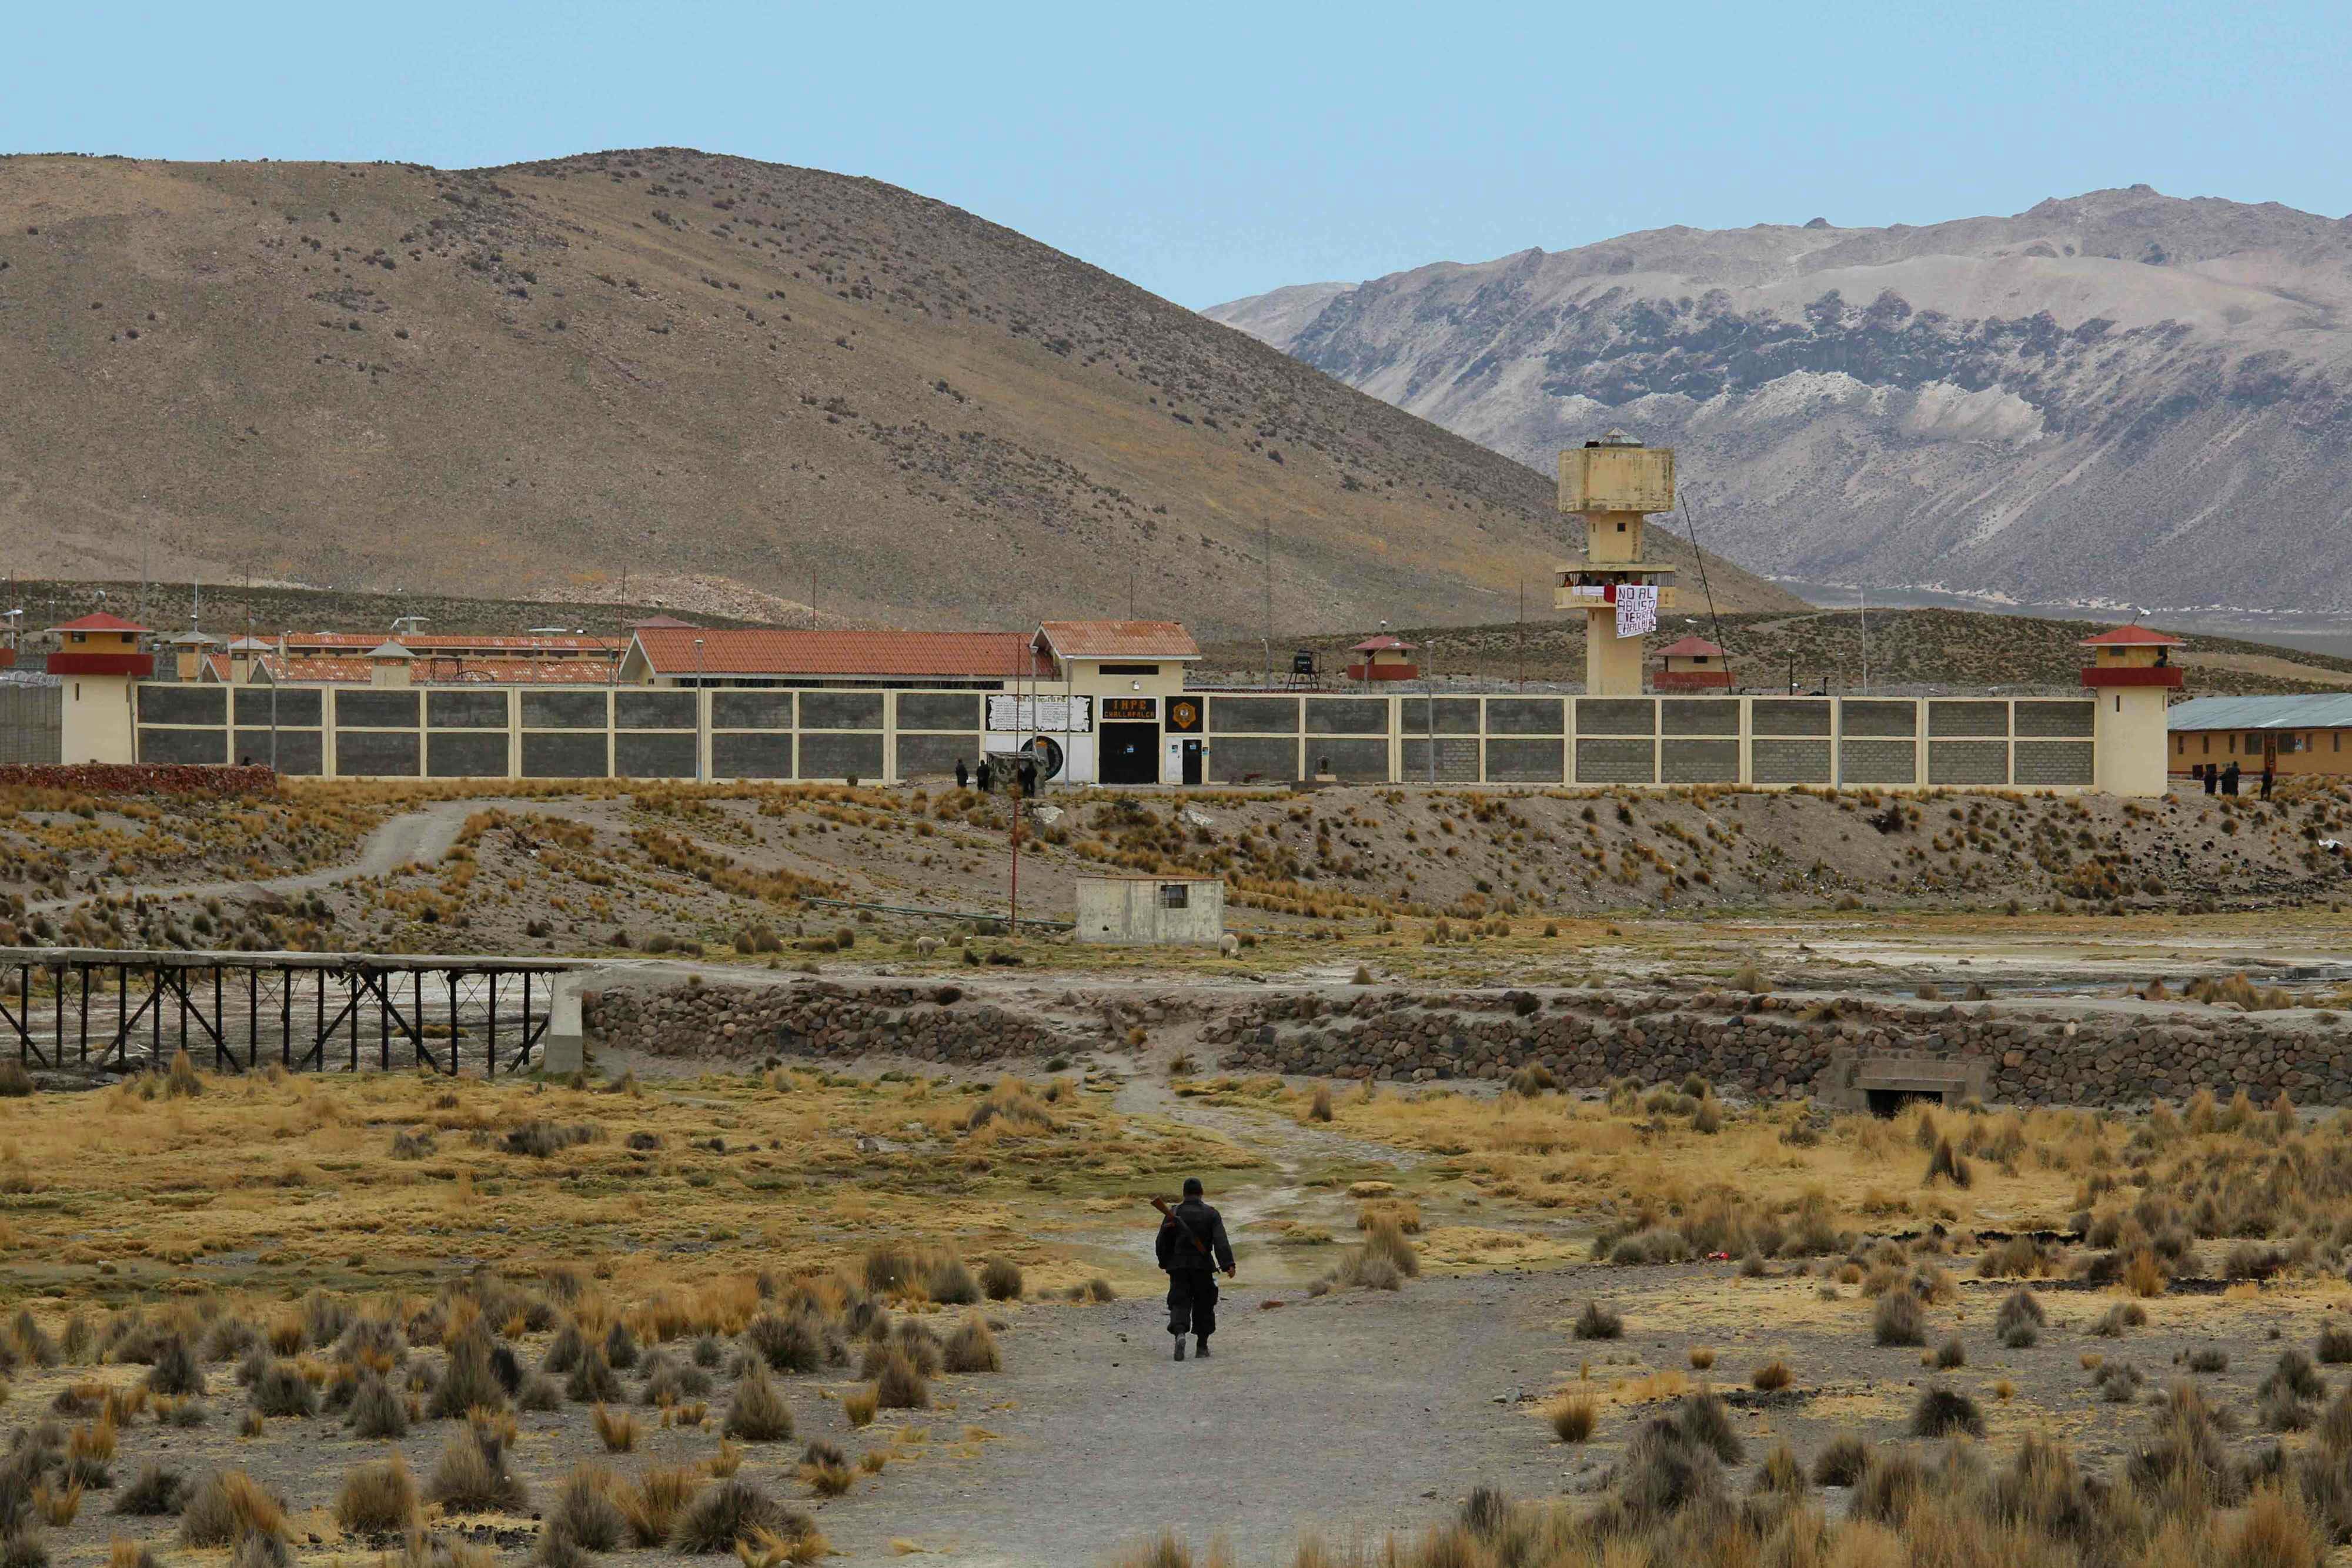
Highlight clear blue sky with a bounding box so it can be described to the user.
[11,1,2348,308]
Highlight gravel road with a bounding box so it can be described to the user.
[811,1271,1587,1566]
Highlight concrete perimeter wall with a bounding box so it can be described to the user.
[0,682,63,766]
[126,684,986,784]
[1208,694,2094,789]
[126,684,2102,790]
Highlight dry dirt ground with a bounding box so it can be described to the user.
[18,778,2352,1564]
[11,778,2352,968]
[14,1053,2352,1568]
[9,1018,2352,1565]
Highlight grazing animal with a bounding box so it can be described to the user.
[915,937,941,958]
[1218,934,1241,957]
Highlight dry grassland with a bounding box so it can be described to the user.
[1129,1081,2352,1568]
[0,1058,1262,1566]
[0,1062,1245,1302]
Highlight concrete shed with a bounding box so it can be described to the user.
[1074,874,1226,945]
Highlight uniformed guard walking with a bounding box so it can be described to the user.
[1154,1177,1235,1361]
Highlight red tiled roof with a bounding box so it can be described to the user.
[2080,624,2186,647]
[415,657,619,685]
[1656,635,1726,658]
[1351,635,1415,652]
[49,612,149,634]
[1035,620,1201,660]
[279,630,620,654]
[225,654,620,684]
[633,627,1050,679]
[270,657,376,683]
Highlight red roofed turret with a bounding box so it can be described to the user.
[2081,624,2184,690]
[1655,633,1730,691]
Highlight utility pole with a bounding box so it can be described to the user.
[1262,515,1273,693]
[1424,641,1437,784]
[693,636,706,783]
[243,599,255,747]
[1859,585,1870,694]
[1516,577,1526,691]
[1007,641,1021,933]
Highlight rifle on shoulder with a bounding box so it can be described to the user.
[1150,1194,1234,1278]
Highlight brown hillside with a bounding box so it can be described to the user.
[0,149,1796,638]
[1208,607,2352,696]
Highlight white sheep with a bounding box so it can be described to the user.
[915,935,941,958]
[1218,934,1241,957]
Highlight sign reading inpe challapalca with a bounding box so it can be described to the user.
[987,694,1093,733]
[1101,697,1157,722]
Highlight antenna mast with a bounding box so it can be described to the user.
[1678,492,1732,690]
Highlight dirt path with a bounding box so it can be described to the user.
[813,1272,1584,1566]
[798,1058,1585,1566]
[28,799,556,917]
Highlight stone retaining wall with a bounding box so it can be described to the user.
[1204,989,2352,1108]
[586,974,2352,1108]
[583,979,1077,1064]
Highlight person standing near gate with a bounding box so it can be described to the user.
[955,757,969,791]
[976,757,993,794]
[1154,1177,1235,1362]
[2223,760,2240,795]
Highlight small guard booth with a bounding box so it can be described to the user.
[1073,874,1227,945]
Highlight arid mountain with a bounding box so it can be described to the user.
[0,150,1793,640]
[1207,188,2352,613]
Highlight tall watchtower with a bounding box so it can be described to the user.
[48,612,153,764]
[2080,624,2184,797]
[1555,430,1677,696]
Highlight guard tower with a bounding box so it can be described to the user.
[2080,624,2184,797]
[1654,634,1730,691]
[1555,430,1677,696]
[1345,635,1418,683]
[366,641,417,688]
[48,612,153,764]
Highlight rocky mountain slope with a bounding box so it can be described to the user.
[1207,187,2352,613]
[0,150,1795,638]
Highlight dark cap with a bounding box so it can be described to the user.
[1182,1177,1203,1197]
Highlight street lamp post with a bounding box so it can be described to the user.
[1424,640,1437,785]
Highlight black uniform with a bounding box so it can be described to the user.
[955,759,970,790]
[1155,1196,1234,1343]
